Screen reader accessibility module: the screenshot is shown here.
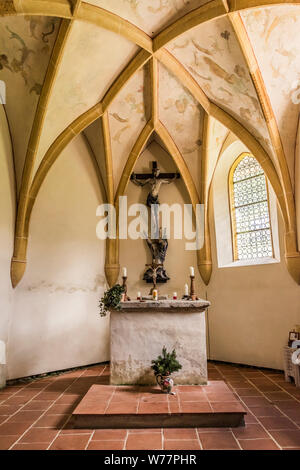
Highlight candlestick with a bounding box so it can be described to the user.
[122,267,127,277]
[137,291,141,300]
[190,275,196,301]
[121,276,130,301]
[189,266,194,277]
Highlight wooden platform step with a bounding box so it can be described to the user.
[70,381,246,429]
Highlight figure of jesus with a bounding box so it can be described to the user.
[131,167,177,207]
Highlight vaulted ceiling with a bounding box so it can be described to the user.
[1,0,300,287]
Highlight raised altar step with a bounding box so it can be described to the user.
[70,381,246,429]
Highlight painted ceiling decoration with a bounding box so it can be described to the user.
[0,0,299,288]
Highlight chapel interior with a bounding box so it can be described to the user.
[0,0,300,451]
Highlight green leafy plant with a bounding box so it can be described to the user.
[99,284,124,317]
[151,346,182,377]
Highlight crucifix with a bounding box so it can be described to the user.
[130,162,180,285]
[130,161,180,208]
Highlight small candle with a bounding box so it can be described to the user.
[137,291,141,300]
[173,292,177,300]
[122,267,127,277]
[189,266,195,277]
[184,283,189,296]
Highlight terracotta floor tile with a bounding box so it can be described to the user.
[258,416,298,430]
[232,424,270,439]
[106,402,139,414]
[177,386,206,393]
[269,430,300,448]
[0,421,30,435]
[276,401,300,411]
[211,402,245,413]
[283,410,300,422]
[126,432,162,450]
[23,400,53,411]
[177,392,208,402]
[238,438,280,450]
[46,403,74,414]
[92,429,127,440]
[4,396,30,406]
[138,402,169,414]
[0,404,23,416]
[206,393,237,402]
[0,435,19,450]
[128,428,162,433]
[244,413,258,424]
[19,428,59,443]
[242,396,272,407]
[60,428,93,434]
[197,427,230,432]
[198,432,239,450]
[180,402,212,413]
[12,442,49,450]
[87,440,124,450]
[163,428,198,439]
[49,433,91,450]
[33,414,70,428]
[55,394,81,405]
[7,410,43,423]
[249,406,284,417]
[264,391,295,402]
[111,392,141,402]
[164,439,201,450]
[140,394,168,403]
[235,388,263,397]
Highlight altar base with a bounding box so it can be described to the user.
[110,300,210,385]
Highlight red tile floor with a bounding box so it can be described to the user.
[0,362,299,450]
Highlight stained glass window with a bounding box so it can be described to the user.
[230,154,273,261]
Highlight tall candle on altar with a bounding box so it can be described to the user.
[189,266,194,277]
[122,267,127,277]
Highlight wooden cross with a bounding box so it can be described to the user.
[130,161,180,181]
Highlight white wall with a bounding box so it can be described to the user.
[203,143,300,370]
[7,135,108,379]
[0,106,15,383]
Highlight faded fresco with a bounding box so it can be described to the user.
[206,117,229,186]
[87,0,208,36]
[33,21,138,178]
[108,66,148,190]
[0,16,60,191]
[166,16,272,157]
[241,6,300,188]
[158,61,203,194]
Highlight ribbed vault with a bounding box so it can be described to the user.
[1,0,299,287]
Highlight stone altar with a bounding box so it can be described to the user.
[110,299,210,385]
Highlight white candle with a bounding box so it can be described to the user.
[184,283,189,296]
[189,266,194,277]
[173,292,177,300]
[137,291,141,300]
[122,267,127,277]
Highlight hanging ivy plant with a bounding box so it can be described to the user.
[99,284,124,317]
